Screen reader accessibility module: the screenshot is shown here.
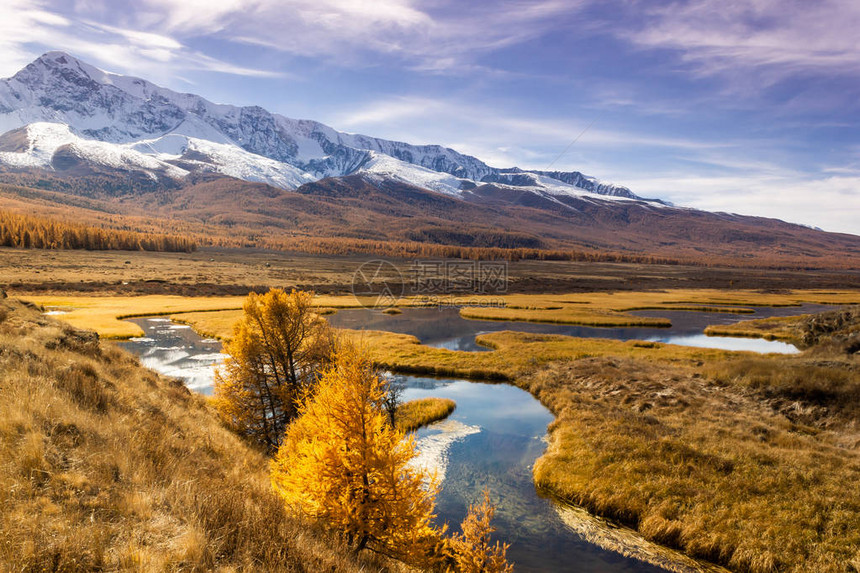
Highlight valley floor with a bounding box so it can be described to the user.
[3,246,860,298]
[4,249,860,573]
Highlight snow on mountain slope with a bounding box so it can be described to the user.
[131,134,315,189]
[0,51,642,201]
[358,152,468,196]
[357,152,647,208]
[0,122,187,179]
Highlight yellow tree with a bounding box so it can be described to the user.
[214,288,334,450]
[270,343,441,563]
[447,490,513,573]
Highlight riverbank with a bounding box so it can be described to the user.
[19,289,860,339]
[526,355,859,573]
[455,289,860,326]
[396,397,456,432]
[358,321,860,571]
[704,315,807,343]
[372,328,859,571]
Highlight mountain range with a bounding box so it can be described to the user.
[0,51,858,268]
[0,51,637,202]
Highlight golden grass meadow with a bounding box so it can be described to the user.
[22,288,860,338]
[8,288,860,572]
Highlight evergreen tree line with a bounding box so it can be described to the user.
[0,210,196,253]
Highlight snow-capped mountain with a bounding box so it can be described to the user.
[0,51,641,202]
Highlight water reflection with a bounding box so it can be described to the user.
[327,305,834,354]
[399,374,707,573]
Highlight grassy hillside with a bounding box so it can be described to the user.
[0,296,406,572]
[3,173,860,269]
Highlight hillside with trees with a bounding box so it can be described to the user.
[2,172,859,269]
[0,209,196,252]
[0,295,397,571]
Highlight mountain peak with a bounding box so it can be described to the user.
[36,51,79,66]
[12,51,111,87]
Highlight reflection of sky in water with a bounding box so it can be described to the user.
[645,333,798,353]
[394,374,675,573]
[117,318,226,395]
[410,419,480,483]
[328,304,839,354]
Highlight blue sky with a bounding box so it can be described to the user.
[1,0,859,234]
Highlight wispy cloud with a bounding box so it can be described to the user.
[335,95,740,157]
[0,0,280,80]
[624,0,860,82]
[133,0,579,73]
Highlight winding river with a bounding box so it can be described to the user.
[118,304,830,572]
[325,304,833,354]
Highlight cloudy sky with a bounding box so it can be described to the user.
[2,0,859,234]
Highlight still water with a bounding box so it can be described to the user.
[325,305,833,354]
[396,374,723,573]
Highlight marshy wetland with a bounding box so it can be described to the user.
[21,288,860,572]
[117,314,721,572]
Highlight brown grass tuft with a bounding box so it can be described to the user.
[396,398,456,432]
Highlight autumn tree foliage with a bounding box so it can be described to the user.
[270,343,441,563]
[446,491,513,573]
[213,289,334,450]
[0,209,196,252]
[269,343,514,571]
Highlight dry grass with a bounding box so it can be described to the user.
[705,356,860,423]
[453,289,860,326]
[171,308,336,341]
[19,294,373,339]
[13,291,860,572]
[704,315,807,343]
[20,294,250,338]
[458,306,671,327]
[705,306,860,352]
[355,329,739,382]
[6,245,859,302]
[163,313,746,382]
[0,299,410,572]
[396,398,456,432]
[525,357,860,573]
[0,247,390,294]
[340,305,860,572]
[171,309,248,340]
[20,289,860,338]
